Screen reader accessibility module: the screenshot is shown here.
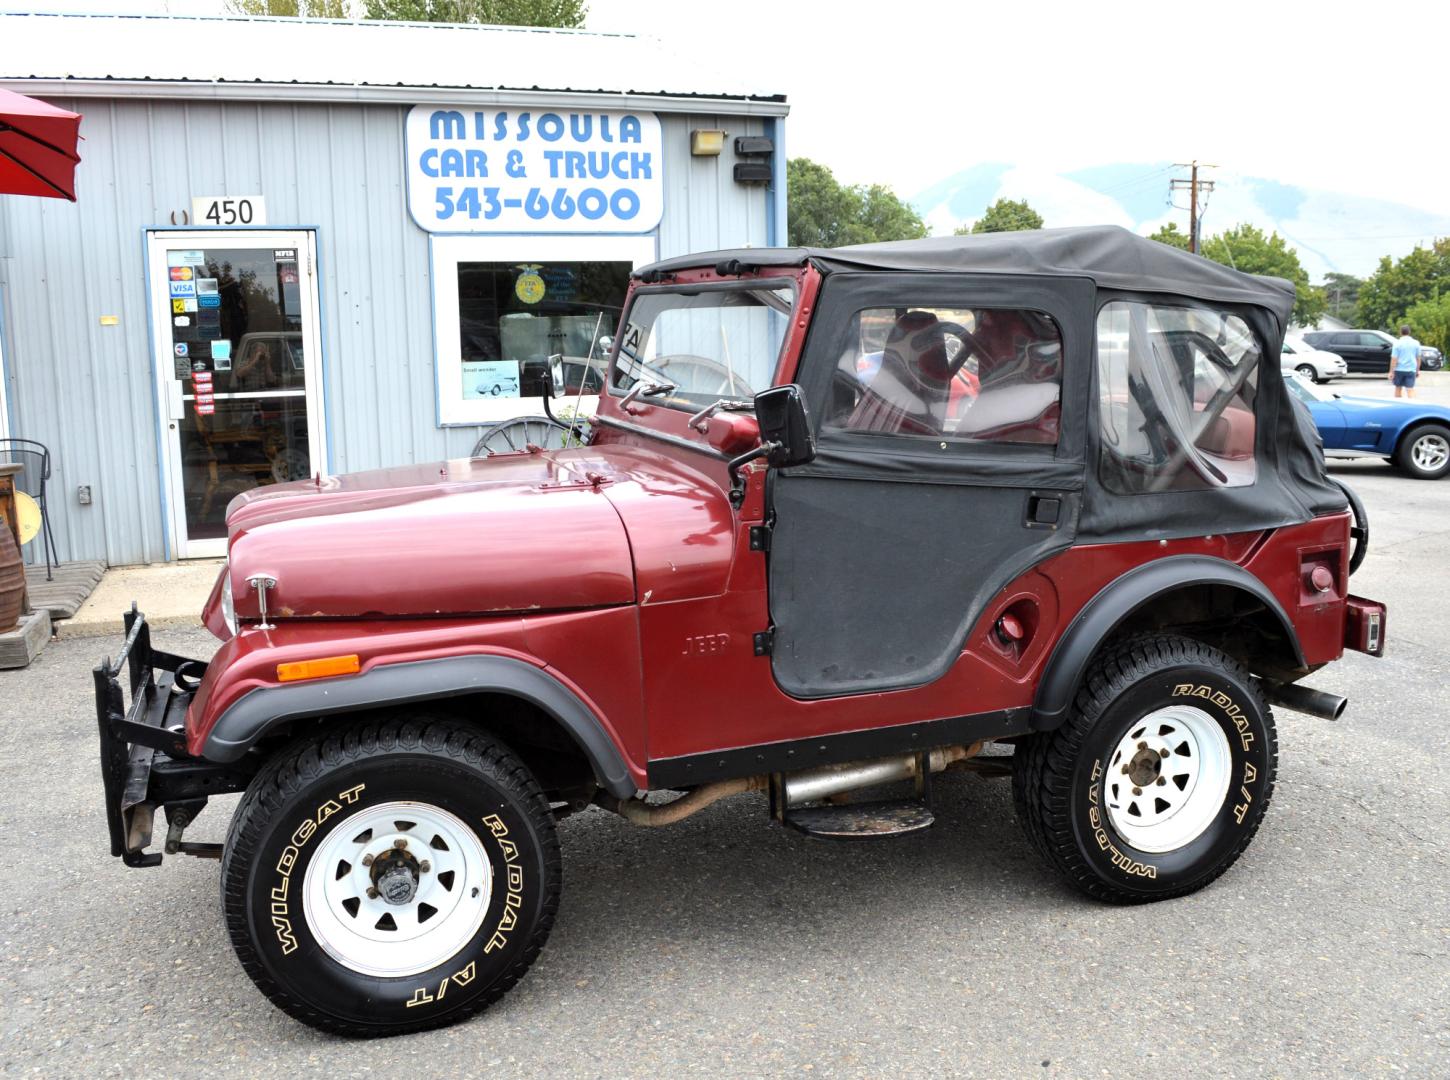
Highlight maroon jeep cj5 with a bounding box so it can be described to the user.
[94,226,1385,1035]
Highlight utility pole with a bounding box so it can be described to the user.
[1170,162,1216,254]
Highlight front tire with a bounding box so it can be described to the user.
[1295,363,1319,383]
[1394,423,1450,480]
[221,716,561,1037]
[1013,635,1277,904]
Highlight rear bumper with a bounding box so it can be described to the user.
[93,606,256,867]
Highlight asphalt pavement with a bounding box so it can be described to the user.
[1,373,1446,1077]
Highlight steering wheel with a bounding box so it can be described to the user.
[932,322,978,378]
[1332,477,1369,574]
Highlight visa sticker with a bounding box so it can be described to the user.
[170,281,197,298]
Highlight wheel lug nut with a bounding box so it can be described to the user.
[1132,787,1143,796]
[1156,777,1166,786]
[394,838,408,850]
[366,886,379,899]
[1137,741,1147,750]
[419,860,431,873]
[1159,748,1169,758]
[361,853,374,867]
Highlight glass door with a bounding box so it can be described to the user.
[146,231,325,559]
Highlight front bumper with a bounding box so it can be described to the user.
[93,606,256,867]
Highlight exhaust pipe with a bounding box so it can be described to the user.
[604,744,981,826]
[1260,680,1348,721]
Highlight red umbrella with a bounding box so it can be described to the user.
[0,87,81,201]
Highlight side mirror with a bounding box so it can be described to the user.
[546,354,567,399]
[753,383,816,468]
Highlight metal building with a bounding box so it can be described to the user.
[0,12,787,563]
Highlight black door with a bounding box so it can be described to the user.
[765,273,1092,699]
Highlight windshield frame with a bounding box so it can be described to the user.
[605,277,800,414]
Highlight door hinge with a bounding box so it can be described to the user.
[752,629,774,656]
[749,524,771,552]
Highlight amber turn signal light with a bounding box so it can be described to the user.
[276,654,361,683]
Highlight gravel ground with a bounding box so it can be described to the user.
[1,378,1446,1077]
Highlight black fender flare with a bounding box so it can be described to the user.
[1030,555,1304,730]
[202,655,637,799]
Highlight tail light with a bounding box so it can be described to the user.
[1345,596,1386,657]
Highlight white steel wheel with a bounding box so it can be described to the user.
[302,800,493,979]
[1410,432,1449,473]
[1102,705,1232,854]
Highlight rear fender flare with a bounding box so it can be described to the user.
[1030,556,1304,730]
[201,655,636,799]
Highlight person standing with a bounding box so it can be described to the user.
[1389,324,1421,399]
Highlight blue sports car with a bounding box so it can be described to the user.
[1284,373,1450,479]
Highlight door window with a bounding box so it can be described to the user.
[1097,301,1260,492]
[821,306,1063,446]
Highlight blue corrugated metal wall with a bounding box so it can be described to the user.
[0,98,773,565]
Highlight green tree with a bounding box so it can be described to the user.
[786,158,926,248]
[957,197,1043,235]
[226,0,588,24]
[1321,272,1364,323]
[1146,222,1191,250]
[1199,224,1326,327]
[363,0,586,25]
[1355,238,1450,331]
[1404,292,1450,354]
[225,0,352,16]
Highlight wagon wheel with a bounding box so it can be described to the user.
[471,416,575,457]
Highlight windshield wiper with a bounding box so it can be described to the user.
[618,379,677,409]
[687,398,754,432]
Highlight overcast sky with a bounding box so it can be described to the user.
[18,0,1449,217]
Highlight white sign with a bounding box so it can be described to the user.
[192,195,267,227]
[405,106,662,235]
[461,359,522,400]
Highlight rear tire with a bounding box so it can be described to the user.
[1394,423,1450,480]
[1013,634,1276,904]
[1295,363,1319,383]
[221,715,561,1036]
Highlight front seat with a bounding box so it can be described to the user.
[847,311,954,436]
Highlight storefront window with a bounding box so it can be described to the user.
[457,261,630,401]
[432,236,656,425]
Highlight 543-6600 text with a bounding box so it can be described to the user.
[433,185,641,223]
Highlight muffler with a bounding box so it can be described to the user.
[783,745,973,806]
[1260,680,1348,720]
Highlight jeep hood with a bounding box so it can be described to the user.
[222,452,637,621]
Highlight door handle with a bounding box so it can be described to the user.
[1024,493,1064,529]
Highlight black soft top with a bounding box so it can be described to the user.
[638,224,1297,329]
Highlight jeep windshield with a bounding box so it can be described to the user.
[609,282,795,411]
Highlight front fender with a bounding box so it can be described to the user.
[200,653,637,799]
[1030,556,1304,731]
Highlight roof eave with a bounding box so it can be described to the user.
[0,77,791,117]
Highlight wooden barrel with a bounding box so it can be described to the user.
[0,522,24,633]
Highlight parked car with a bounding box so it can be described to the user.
[1281,337,1347,383]
[93,226,1385,1037]
[1285,371,1450,478]
[1420,344,1445,371]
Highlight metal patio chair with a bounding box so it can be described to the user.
[0,438,58,580]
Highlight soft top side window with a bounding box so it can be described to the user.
[821,305,1063,447]
[1097,301,1260,493]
